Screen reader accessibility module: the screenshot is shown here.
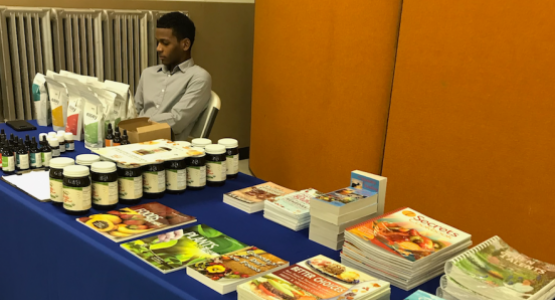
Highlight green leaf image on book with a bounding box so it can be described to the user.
[120,224,249,274]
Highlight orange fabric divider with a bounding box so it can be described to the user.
[250,0,402,191]
[383,0,555,262]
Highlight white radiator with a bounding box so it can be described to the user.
[51,9,103,80]
[0,7,53,121]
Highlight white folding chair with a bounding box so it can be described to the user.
[189,91,221,139]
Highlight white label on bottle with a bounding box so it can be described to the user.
[143,171,165,193]
[18,154,29,169]
[41,152,52,167]
[59,143,66,153]
[67,142,74,151]
[226,154,239,175]
[187,166,206,187]
[119,177,143,199]
[2,156,15,172]
[207,161,226,182]
[52,148,60,157]
[50,178,64,203]
[63,185,91,211]
[92,181,118,205]
[166,169,187,191]
[31,152,42,168]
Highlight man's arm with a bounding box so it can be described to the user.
[149,72,212,135]
[135,74,145,116]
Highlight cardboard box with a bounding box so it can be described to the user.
[118,117,172,143]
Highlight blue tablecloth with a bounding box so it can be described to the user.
[0,121,440,300]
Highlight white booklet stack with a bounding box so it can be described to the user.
[237,255,390,300]
[440,236,555,300]
[264,189,323,231]
[223,182,295,213]
[341,207,472,290]
[309,170,386,251]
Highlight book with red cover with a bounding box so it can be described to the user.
[76,202,197,242]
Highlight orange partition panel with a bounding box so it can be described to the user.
[250,0,402,191]
[383,0,555,262]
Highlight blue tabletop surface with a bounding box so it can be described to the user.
[0,121,440,300]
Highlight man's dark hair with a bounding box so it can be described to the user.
[157,12,196,48]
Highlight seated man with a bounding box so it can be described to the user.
[135,12,212,141]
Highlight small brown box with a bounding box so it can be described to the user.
[118,117,172,144]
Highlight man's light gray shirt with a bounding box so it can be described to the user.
[135,59,212,141]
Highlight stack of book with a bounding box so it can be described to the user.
[407,290,446,300]
[223,182,295,213]
[341,207,472,290]
[120,224,289,294]
[309,170,386,250]
[264,189,323,231]
[440,236,555,300]
[237,255,390,300]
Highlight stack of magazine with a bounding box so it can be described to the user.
[263,189,323,231]
[237,255,391,300]
[439,236,555,300]
[120,224,289,294]
[309,170,385,250]
[223,182,295,213]
[341,207,472,290]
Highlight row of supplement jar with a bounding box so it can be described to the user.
[191,138,240,186]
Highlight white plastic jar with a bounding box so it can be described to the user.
[205,144,227,187]
[76,154,101,168]
[191,138,212,149]
[218,138,239,179]
[49,157,75,205]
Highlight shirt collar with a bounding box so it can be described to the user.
[158,58,195,74]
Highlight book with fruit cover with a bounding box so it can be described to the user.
[223,182,296,213]
[405,290,445,300]
[310,187,378,218]
[121,224,248,273]
[76,202,196,242]
[346,207,471,263]
[187,246,289,294]
[444,236,555,300]
[351,170,387,215]
[237,255,390,300]
[264,189,324,216]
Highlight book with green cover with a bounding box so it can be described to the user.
[445,236,555,300]
[121,224,249,273]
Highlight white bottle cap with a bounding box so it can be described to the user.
[205,144,226,155]
[48,132,57,138]
[57,130,66,136]
[57,135,65,143]
[64,132,74,141]
[218,138,238,148]
[191,138,212,148]
[76,154,101,166]
[50,157,75,169]
[175,141,192,148]
[63,165,90,177]
[39,133,48,141]
[48,138,59,147]
[91,161,117,173]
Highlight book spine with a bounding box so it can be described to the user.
[444,236,500,275]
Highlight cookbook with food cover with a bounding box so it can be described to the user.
[444,236,555,300]
[77,202,196,242]
[346,207,471,262]
[225,182,296,205]
[238,255,390,300]
[121,224,248,273]
[187,246,289,294]
[313,187,376,208]
[351,170,387,215]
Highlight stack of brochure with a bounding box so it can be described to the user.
[341,207,472,290]
[309,170,386,250]
[440,236,555,300]
[238,255,390,300]
[223,182,295,213]
[263,189,323,231]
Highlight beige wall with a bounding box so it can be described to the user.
[0,0,254,146]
